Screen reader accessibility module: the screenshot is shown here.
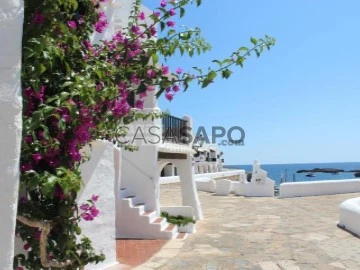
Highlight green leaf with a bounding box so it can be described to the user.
[236,57,244,67]
[180,7,185,17]
[207,70,217,81]
[212,59,222,67]
[250,37,258,45]
[160,21,165,31]
[222,69,232,79]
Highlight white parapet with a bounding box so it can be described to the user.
[236,178,275,197]
[279,179,360,198]
[194,170,243,180]
[339,197,360,236]
[195,177,216,193]
[160,175,180,184]
[215,179,232,196]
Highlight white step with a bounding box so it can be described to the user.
[162,223,179,239]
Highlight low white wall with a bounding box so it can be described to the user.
[160,175,180,184]
[237,178,275,197]
[0,0,24,268]
[339,197,360,236]
[194,170,243,180]
[280,179,360,198]
[195,178,216,193]
[215,179,232,196]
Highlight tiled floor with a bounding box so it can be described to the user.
[116,239,167,268]
[138,183,360,269]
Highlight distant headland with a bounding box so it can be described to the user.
[296,168,360,177]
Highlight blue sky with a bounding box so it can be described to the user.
[142,0,360,165]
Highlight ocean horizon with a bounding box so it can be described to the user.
[225,162,360,186]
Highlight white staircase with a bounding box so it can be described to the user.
[117,188,188,240]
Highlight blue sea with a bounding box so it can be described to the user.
[225,162,360,186]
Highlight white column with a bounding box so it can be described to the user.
[0,1,23,269]
[178,155,203,220]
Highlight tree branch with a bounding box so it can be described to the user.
[17,216,84,270]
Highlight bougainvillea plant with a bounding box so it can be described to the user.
[15,0,275,269]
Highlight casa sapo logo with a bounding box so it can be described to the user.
[115,125,245,146]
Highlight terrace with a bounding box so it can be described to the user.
[119,183,360,269]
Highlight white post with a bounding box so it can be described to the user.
[178,155,203,220]
[0,0,24,268]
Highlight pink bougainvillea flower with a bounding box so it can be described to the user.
[95,12,108,33]
[67,21,77,29]
[138,11,145,20]
[54,185,65,201]
[162,65,170,75]
[91,194,99,202]
[32,153,42,163]
[150,26,157,36]
[130,74,141,85]
[176,67,183,74]
[168,8,176,16]
[80,204,89,211]
[82,213,94,221]
[24,135,33,144]
[139,92,147,98]
[146,69,156,78]
[20,163,32,173]
[165,92,174,101]
[160,0,167,7]
[89,206,100,217]
[147,85,156,91]
[135,100,144,109]
[166,21,175,27]
[32,11,45,25]
[153,11,161,18]
[23,243,31,251]
[172,85,180,92]
[131,25,141,34]
[36,130,44,140]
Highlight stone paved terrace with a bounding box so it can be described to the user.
[134,183,360,270]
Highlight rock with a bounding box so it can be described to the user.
[355,172,360,178]
[296,168,344,173]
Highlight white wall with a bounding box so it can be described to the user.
[194,170,243,180]
[0,0,23,269]
[121,145,159,211]
[160,175,180,184]
[237,178,275,197]
[79,141,121,269]
[339,197,360,236]
[280,179,360,198]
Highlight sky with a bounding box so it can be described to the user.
[142,0,360,165]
